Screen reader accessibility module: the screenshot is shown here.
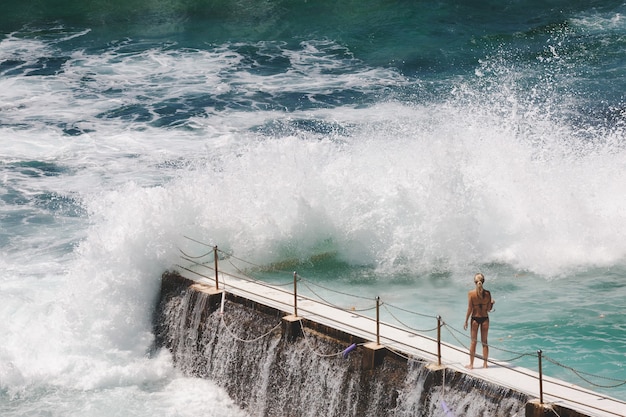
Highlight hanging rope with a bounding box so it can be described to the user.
[542,354,626,389]
[218,247,305,276]
[442,322,537,363]
[223,257,299,287]
[179,247,214,259]
[219,315,282,343]
[299,279,376,312]
[382,303,439,333]
[183,235,215,247]
[384,345,413,362]
[384,302,438,319]
[227,259,262,282]
[221,250,266,269]
[297,273,375,301]
[298,320,347,358]
[442,322,470,350]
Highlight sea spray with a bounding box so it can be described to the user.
[2,2,626,415]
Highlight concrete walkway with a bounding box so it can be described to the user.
[175,262,625,417]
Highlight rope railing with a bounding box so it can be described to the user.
[175,239,626,411]
[382,303,440,333]
[299,277,377,313]
[297,273,376,302]
[542,354,626,389]
[177,255,295,299]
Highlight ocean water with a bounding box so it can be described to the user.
[1,1,625,415]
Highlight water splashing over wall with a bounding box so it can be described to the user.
[154,273,529,417]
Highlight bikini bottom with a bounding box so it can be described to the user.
[471,316,489,325]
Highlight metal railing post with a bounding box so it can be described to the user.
[538,349,544,405]
[376,296,380,345]
[213,246,219,289]
[293,271,298,317]
[437,315,442,366]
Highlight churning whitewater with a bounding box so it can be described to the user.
[1,1,625,416]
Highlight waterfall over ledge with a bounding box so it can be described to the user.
[154,271,535,417]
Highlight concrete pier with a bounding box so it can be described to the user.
[155,267,625,417]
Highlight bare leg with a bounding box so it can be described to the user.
[466,320,479,369]
[480,319,490,368]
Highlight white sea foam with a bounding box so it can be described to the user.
[2,31,625,274]
[1,28,625,413]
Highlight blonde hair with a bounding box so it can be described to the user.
[474,273,485,297]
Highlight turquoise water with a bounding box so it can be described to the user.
[1,1,625,415]
[247,258,626,395]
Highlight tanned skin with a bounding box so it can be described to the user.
[463,273,495,369]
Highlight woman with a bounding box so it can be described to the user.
[463,273,495,369]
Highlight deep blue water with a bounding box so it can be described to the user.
[1,1,625,415]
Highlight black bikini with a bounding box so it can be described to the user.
[471,291,491,325]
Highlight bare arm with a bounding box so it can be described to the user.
[463,292,472,330]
